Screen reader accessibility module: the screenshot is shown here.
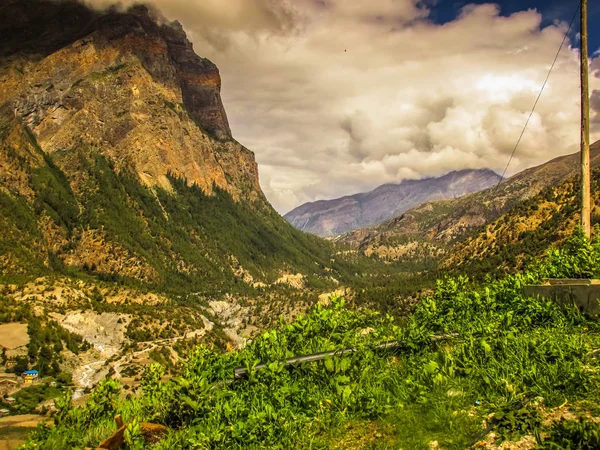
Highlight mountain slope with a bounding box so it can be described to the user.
[0,0,252,198]
[440,167,600,277]
[0,0,360,293]
[285,169,501,237]
[338,142,600,261]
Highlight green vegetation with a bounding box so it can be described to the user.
[31,153,79,234]
[24,234,600,449]
[0,190,48,278]
[352,270,437,316]
[540,418,600,449]
[0,295,88,377]
[539,226,600,279]
[8,383,63,415]
[0,296,31,323]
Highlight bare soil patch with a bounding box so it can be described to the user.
[0,415,45,428]
[0,439,26,450]
[0,414,46,450]
[0,324,28,350]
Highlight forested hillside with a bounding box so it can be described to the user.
[1,110,371,295]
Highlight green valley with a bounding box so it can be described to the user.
[23,233,600,449]
[0,0,599,449]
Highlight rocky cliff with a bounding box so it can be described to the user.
[0,0,253,198]
[0,0,355,291]
[285,169,501,237]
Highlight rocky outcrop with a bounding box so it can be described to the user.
[285,169,501,237]
[0,0,257,200]
[161,20,232,140]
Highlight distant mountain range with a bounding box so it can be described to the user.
[336,141,600,270]
[284,169,501,236]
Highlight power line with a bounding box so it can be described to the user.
[496,0,581,188]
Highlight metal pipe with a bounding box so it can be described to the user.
[233,333,459,380]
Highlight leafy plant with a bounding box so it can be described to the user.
[85,378,121,425]
[538,418,600,449]
[22,233,600,449]
[124,418,145,450]
[490,400,542,441]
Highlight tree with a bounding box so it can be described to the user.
[56,371,73,386]
[50,360,60,376]
[27,342,39,362]
[12,356,28,374]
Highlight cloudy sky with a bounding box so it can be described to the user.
[87,0,600,213]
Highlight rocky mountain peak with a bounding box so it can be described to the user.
[1,0,246,198]
[91,2,232,140]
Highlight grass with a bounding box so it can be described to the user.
[0,426,35,440]
[22,233,600,449]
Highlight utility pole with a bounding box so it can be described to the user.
[581,0,592,238]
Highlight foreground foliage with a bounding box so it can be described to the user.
[25,234,600,449]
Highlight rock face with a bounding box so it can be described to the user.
[0,0,347,289]
[285,169,501,237]
[0,0,254,198]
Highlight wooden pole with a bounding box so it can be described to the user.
[581,0,592,238]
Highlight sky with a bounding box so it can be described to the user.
[85,0,600,214]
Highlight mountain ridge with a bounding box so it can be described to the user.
[0,0,249,198]
[337,141,600,264]
[0,0,369,292]
[285,168,501,237]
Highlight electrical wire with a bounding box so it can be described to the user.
[496,0,581,188]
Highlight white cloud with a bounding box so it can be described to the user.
[83,0,599,213]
